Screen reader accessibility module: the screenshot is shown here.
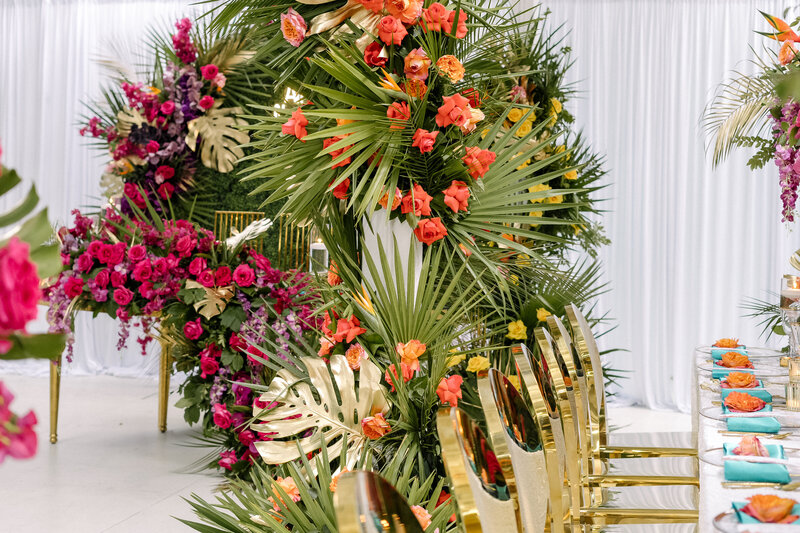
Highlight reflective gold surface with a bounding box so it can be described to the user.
[334,471,424,533]
[49,355,61,444]
[158,336,172,433]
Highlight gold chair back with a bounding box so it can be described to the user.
[334,470,424,533]
[277,213,312,271]
[214,210,267,253]
[435,407,519,533]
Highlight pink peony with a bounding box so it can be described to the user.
[378,16,408,46]
[183,318,204,340]
[233,264,255,287]
[212,403,233,428]
[127,244,146,262]
[0,238,41,346]
[215,266,232,286]
[218,450,237,470]
[443,180,470,212]
[63,277,84,299]
[113,287,134,306]
[200,64,219,80]
[188,257,207,276]
[281,8,307,47]
[412,128,439,153]
[160,101,175,115]
[198,96,214,110]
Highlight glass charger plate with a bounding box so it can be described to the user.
[698,406,800,428]
[699,446,800,467]
[696,361,787,377]
[696,345,784,358]
[713,510,798,532]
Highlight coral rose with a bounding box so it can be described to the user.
[333,315,366,343]
[460,106,484,135]
[281,8,307,47]
[436,93,471,128]
[330,178,351,200]
[379,187,402,210]
[385,362,414,391]
[355,0,383,13]
[362,413,391,439]
[378,16,408,46]
[780,41,798,65]
[411,505,432,529]
[268,476,302,511]
[318,337,334,357]
[724,391,767,413]
[282,108,308,141]
[733,436,768,457]
[718,351,753,369]
[443,180,470,212]
[462,146,497,179]
[421,2,448,31]
[345,343,366,370]
[385,0,422,24]
[713,338,740,348]
[413,217,447,245]
[387,101,411,130]
[436,55,465,82]
[404,48,431,81]
[327,260,342,286]
[722,371,757,389]
[442,8,467,38]
[437,375,463,406]
[741,494,798,524]
[412,128,439,153]
[401,184,433,216]
[323,136,352,168]
[364,41,387,67]
[396,339,426,371]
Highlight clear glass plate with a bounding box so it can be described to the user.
[696,345,784,358]
[698,406,800,428]
[696,361,787,378]
[713,510,799,532]
[699,446,800,467]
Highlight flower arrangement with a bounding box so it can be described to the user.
[80,18,250,223]
[0,382,37,464]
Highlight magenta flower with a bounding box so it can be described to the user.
[183,318,203,340]
[145,140,160,154]
[233,264,256,287]
[160,100,176,115]
[218,450,237,470]
[212,403,233,429]
[200,64,219,80]
[198,95,214,110]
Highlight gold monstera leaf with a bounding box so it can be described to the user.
[251,354,388,469]
[791,249,800,272]
[186,105,249,173]
[116,107,147,137]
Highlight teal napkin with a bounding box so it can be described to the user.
[713,367,755,380]
[712,347,748,360]
[722,389,773,403]
[727,417,781,433]
[723,443,790,483]
[733,501,800,524]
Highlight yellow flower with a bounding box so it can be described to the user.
[515,119,533,138]
[536,308,551,322]
[529,183,551,204]
[530,211,543,218]
[508,274,519,285]
[148,86,161,95]
[516,158,531,170]
[506,320,527,340]
[481,128,491,139]
[550,98,562,115]
[564,169,577,180]
[507,108,524,123]
[555,145,566,154]
[516,254,531,266]
[466,355,490,373]
[548,195,563,204]
[506,374,521,391]
[447,353,466,367]
[571,224,584,235]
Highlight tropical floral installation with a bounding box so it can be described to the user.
[0,144,66,463]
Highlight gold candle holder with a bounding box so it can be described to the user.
[787,382,800,411]
[790,357,800,381]
[782,356,791,368]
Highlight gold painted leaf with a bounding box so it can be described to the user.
[252,354,388,470]
[186,105,250,173]
[116,107,147,137]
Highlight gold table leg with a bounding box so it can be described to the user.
[158,340,172,433]
[49,355,62,444]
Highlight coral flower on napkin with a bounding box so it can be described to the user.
[741,494,799,523]
[722,372,757,389]
[724,391,767,413]
[718,351,754,369]
[733,436,769,457]
[713,338,740,348]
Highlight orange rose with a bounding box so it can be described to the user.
[385,0,422,24]
[387,101,411,129]
[733,435,768,457]
[327,260,342,286]
[267,476,302,511]
[330,178,350,199]
[442,8,467,39]
[396,339,426,371]
[462,146,497,179]
[378,16,408,46]
[719,351,753,369]
[412,128,439,153]
[401,184,433,216]
[437,375,463,406]
[354,0,383,14]
[724,391,767,413]
[421,2,448,31]
[436,93,471,128]
[414,217,448,245]
[361,413,391,439]
[741,494,798,523]
[404,48,431,81]
[722,371,757,389]
[323,136,352,169]
[781,41,798,65]
[329,469,349,492]
[379,187,402,210]
[318,337,334,357]
[443,180,470,212]
[345,343,366,371]
[436,55,465,83]
[385,362,414,391]
[411,505,432,529]
[713,338,740,348]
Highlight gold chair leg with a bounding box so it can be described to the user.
[49,355,62,444]
[580,508,698,525]
[587,474,699,487]
[601,446,697,458]
[158,340,172,433]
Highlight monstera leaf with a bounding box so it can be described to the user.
[115,107,147,137]
[186,105,249,173]
[252,354,389,469]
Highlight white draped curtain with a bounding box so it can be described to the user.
[536,0,796,411]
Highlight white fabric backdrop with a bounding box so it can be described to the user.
[0,0,203,377]
[536,0,796,411]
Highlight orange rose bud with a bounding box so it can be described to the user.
[733,435,769,457]
[396,339,426,371]
[722,371,757,389]
[741,494,798,523]
[361,413,391,439]
[724,391,767,413]
[713,338,740,348]
[719,351,753,369]
[329,469,349,492]
[379,187,403,210]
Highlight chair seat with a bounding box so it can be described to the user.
[605,431,696,477]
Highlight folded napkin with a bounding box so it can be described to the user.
[723,443,790,483]
[713,367,755,380]
[726,416,781,433]
[712,347,748,360]
[733,502,800,525]
[722,389,773,403]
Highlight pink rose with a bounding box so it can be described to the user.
[200,64,219,80]
[76,252,94,273]
[233,264,255,287]
[229,332,247,352]
[127,244,146,262]
[183,318,203,340]
[174,235,196,257]
[403,48,431,81]
[198,96,214,110]
[237,429,255,447]
[280,8,307,47]
[146,140,160,154]
[157,183,174,200]
[110,271,127,288]
[0,238,41,336]
[218,450,237,470]
[411,128,439,153]
[113,287,134,306]
[155,166,175,184]
[213,73,226,89]
[160,101,175,115]
[198,269,215,288]
[188,257,207,276]
[64,277,84,298]
[131,260,152,282]
[87,240,103,258]
[215,266,232,286]
[200,356,220,379]
[212,403,233,428]
[107,243,126,267]
[94,269,110,289]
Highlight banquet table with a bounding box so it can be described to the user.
[695,348,799,532]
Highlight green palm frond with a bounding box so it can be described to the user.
[742,294,785,341]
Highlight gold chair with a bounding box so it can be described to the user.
[334,470,424,533]
[435,406,521,532]
[513,342,698,529]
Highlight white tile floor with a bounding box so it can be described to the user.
[0,374,693,532]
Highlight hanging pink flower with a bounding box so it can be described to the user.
[281,8,307,47]
[0,238,41,352]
